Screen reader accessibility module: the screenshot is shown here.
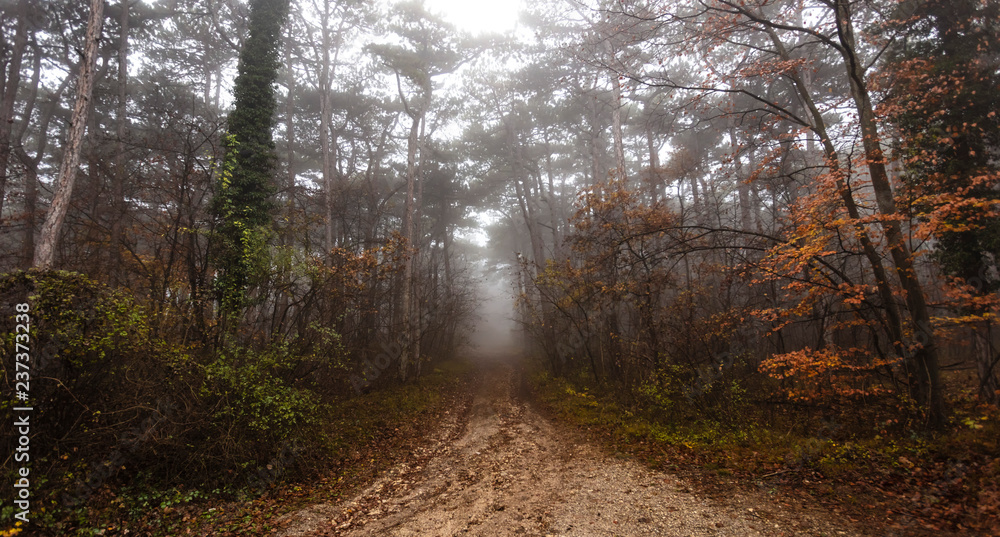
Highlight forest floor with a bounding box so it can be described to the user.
[272,353,867,537]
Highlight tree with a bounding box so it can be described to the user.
[367,0,469,380]
[0,0,32,223]
[14,49,69,269]
[297,0,373,260]
[211,0,290,312]
[109,0,130,284]
[33,0,105,269]
[886,0,1000,404]
[601,0,949,426]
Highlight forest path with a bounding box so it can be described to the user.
[277,354,865,537]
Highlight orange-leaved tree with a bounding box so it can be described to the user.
[880,0,1000,404]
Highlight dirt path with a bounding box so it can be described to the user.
[276,355,867,537]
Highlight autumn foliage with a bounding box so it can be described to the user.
[517,0,1000,437]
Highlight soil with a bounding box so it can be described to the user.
[272,353,869,537]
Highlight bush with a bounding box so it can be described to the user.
[203,340,325,457]
[0,271,334,532]
[1,271,191,507]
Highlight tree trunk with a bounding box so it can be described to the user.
[541,130,562,256]
[204,65,212,108]
[400,111,421,381]
[319,3,334,260]
[506,117,546,269]
[761,23,908,378]
[610,71,626,181]
[442,219,454,353]
[725,115,751,230]
[109,0,129,285]
[15,51,61,268]
[318,8,347,262]
[645,123,659,204]
[833,0,945,427]
[34,0,105,269]
[588,85,605,187]
[413,114,427,378]
[0,0,29,222]
[275,20,296,335]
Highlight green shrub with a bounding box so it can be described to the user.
[1,272,195,524]
[204,341,323,443]
[0,271,335,531]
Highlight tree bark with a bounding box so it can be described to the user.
[833,0,944,426]
[413,114,427,378]
[110,0,129,284]
[400,111,421,381]
[0,0,29,222]
[34,0,105,269]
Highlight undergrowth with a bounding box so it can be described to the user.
[0,270,473,536]
[12,359,471,537]
[529,365,1000,536]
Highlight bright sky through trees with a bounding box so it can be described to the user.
[423,0,523,35]
[408,0,523,248]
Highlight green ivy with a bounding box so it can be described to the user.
[210,0,291,315]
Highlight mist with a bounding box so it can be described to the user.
[467,272,520,359]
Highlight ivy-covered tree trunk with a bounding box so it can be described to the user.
[211,0,291,313]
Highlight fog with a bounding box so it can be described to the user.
[467,271,520,359]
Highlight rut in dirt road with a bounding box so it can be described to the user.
[278,357,867,537]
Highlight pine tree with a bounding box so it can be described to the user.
[892,0,1000,285]
[32,0,105,269]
